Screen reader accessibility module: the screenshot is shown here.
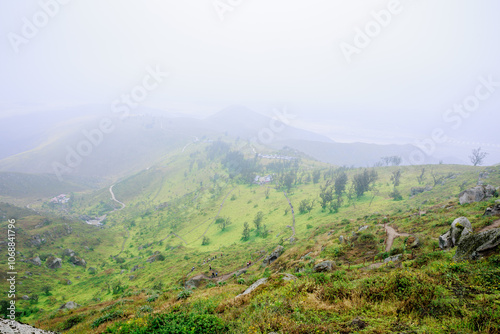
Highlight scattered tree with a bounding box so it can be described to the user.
[202,236,210,245]
[417,168,426,185]
[299,199,315,214]
[353,169,378,198]
[469,147,488,166]
[253,211,264,232]
[312,170,321,184]
[390,169,402,187]
[241,222,250,241]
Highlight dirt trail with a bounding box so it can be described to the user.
[479,219,500,233]
[109,185,126,210]
[383,224,410,252]
[188,255,266,283]
[114,230,130,258]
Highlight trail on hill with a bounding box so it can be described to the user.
[109,185,126,210]
[479,219,500,232]
[282,191,296,241]
[113,229,130,258]
[382,224,411,252]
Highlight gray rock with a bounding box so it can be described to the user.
[300,252,313,260]
[459,185,497,205]
[439,217,473,249]
[384,254,402,263]
[313,260,334,272]
[130,265,141,272]
[237,278,268,297]
[59,301,80,310]
[262,245,284,266]
[30,235,45,247]
[450,217,473,246]
[129,275,135,280]
[45,256,62,269]
[21,295,30,300]
[484,204,500,217]
[410,186,433,197]
[406,236,420,249]
[351,318,368,330]
[28,256,42,266]
[120,269,125,274]
[63,249,75,257]
[327,230,334,236]
[454,228,500,261]
[339,235,344,243]
[358,225,369,232]
[235,269,247,277]
[69,255,86,267]
[185,276,209,289]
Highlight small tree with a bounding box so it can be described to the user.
[202,236,210,245]
[416,168,426,185]
[241,222,250,241]
[469,147,488,166]
[390,169,402,187]
[312,170,321,184]
[253,211,264,232]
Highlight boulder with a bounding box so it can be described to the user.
[30,235,45,247]
[69,255,86,267]
[63,249,75,257]
[237,278,268,297]
[281,273,298,282]
[450,217,473,246]
[439,217,472,249]
[339,235,344,243]
[21,295,30,300]
[459,185,497,205]
[358,225,369,232]
[59,301,80,310]
[406,236,420,249]
[484,204,500,217]
[28,256,42,266]
[45,256,62,269]
[454,228,500,261]
[262,246,284,266]
[313,260,334,273]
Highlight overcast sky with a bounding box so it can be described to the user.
[1,0,500,161]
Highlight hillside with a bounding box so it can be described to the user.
[1,137,499,333]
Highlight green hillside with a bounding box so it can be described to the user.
[1,138,499,333]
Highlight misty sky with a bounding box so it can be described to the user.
[1,0,500,163]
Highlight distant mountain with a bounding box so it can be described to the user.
[205,106,333,143]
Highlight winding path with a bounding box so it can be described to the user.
[109,185,126,210]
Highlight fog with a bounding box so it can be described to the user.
[1,0,500,164]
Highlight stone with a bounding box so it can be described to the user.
[454,228,500,261]
[21,295,30,300]
[300,252,313,260]
[484,204,500,217]
[130,265,141,272]
[30,235,45,247]
[129,275,135,280]
[235,269,247,277]
[69,255,86,267]
[406,236,420,249]
[237,278,268,297]
[59,301,80,310]
[439,217,473,249]
[28,256,42,266]
[351,318,368,330]
[185,276,209,289]
[339,235,344,243]
[262,245,284,266]
[45,256,62,269]
[313,260,334,273]
[358,225,369,232]
[410,186,433,197]
[450,217,473,246]
[459,185,497,205]
[63,249,75,257]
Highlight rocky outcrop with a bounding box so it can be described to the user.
[237,278,268,297]
[454,228,500,261]
[313,260,334,273]
[63,249,75,257]
[406,236,420,249]
[146,251,163,263]
[439,217,473,249]
[30,235,45,247]
[281,273,297,282]
[45,256,62,269]
[262,246,284,266]
[459,185,497,205]
[0,318,57,334]
[69,255,86,267]
[59,301,80,310]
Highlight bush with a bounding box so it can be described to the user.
[147,294,159,302]
[358,233,375,243]
[61,314,85,330]
[91,311,123,329]
[177,289,192,300]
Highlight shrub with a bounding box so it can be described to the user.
[91,311,123,329]
[61,314,85,330]
[358,233,375,243]
[177,289,192,300]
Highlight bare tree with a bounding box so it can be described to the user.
[469,147,488,166]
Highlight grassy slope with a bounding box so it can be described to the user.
[1,140,499,333]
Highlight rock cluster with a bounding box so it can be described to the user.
[439,217,473,249]
[459,185,497,205]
